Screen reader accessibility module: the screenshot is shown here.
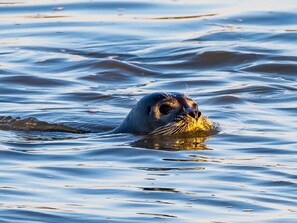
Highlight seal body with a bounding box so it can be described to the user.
[112,92,213,135]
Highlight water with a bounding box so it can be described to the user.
[1,0,297,222]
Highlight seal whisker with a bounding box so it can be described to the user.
[172,126,181,135]
[162,92,172,100]
[184,83,189,98]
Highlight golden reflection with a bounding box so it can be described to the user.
[24,14,70,19]
[152,13,217,20]
[0,2,24,4]
[0,13,216,23]
[131,134,212,151]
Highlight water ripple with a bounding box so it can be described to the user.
[1,1,297,223]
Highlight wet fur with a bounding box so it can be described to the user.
[112,92,215,135]
[150,114,214,136]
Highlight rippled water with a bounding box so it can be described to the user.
[1,0,297,222]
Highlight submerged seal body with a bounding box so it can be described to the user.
[112,92,214,135]
[0,92,214,136]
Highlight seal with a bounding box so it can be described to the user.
[112,92,214,135]
[0,92,215,136]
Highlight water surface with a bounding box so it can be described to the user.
[1,0,297,222]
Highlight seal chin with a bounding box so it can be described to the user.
[150,114,214,136]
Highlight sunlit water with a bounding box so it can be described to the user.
[1,0,297,222]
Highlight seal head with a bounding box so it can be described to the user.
[112,92,214,135]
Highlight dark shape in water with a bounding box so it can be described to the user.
[0,93,218,138]
[0,116,86,134]
[112,92,217,136]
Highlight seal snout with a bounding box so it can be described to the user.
[187,110,202,119]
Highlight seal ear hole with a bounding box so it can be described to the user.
[147,106,151,115]
[159,104,173,115]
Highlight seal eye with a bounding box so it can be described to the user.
[159,104,173,115]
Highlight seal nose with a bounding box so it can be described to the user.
[188,110,201,119]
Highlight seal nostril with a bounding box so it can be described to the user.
[188,111,196,119]
[187,110,201,119]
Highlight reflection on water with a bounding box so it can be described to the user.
[1,0,297,223]
[132,135,212,151]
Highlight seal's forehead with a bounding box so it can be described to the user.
[142,92,187,104]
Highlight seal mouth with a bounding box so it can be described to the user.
[150,114,216,136]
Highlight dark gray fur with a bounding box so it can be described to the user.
[111,92,185,134]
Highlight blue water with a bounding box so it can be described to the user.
[0,0,297,222]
